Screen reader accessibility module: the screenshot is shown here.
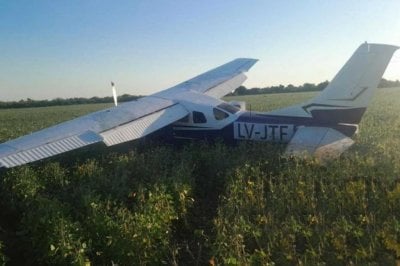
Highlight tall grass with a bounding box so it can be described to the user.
[0,89,399,265]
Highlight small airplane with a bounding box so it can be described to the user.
[0,43,398,168]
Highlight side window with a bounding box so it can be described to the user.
[193,111,207,123]
[213,108,229,120]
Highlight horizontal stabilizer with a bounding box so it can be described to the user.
[285,127,354,161]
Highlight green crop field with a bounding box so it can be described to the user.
[1,89,400,265]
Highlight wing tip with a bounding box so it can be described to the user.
[359,42,399,53]
[232,58,259,72]
[234,57,259,62]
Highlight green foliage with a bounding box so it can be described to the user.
[82,185,177,265]
[0,103,110,142]
[1,88,400,264]
[212,159,400,265]
[0,241,6,266]
[230,81,329,96]
[379,78,400,89]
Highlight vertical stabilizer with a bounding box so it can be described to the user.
[269,43,398,124]
[302,43,398,124]
[312,43,398,108]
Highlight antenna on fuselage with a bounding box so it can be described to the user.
[249,103,252,118]
[111,81,118,106]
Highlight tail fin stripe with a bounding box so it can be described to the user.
[330,86,368,101]
[302,103,346,114]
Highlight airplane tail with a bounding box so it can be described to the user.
[302,43,398,125]
[269,43,398,129]
[275,43,398,160]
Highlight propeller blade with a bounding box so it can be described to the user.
[111,81,118,106]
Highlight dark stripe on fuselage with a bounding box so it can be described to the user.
[302,103,346,114]
[302,104,366,124]
[170,110,359,144]
[310,107,366,124]
[172,126,233,143]
[172,125,212,129]
[236,111,358,137]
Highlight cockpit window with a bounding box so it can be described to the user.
[193,111,207,123]
[213,108,229,120]
[217,103,240,114]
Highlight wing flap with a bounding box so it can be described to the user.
[0,131,102,168]
[285,127,354,161]
[101,104,188,146]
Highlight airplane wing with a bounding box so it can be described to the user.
[0,97,188,168]
[284,126,355,162]
[155,58,258,99]
[0,58,258,168]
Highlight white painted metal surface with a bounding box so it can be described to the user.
[285,127,354,161]
[204,73,247,99]
[101,104,188,146]
[155,58,257,99]
[111,82,118,106]
[0,131,102,168]
[315,43,398,108]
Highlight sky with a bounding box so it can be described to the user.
[1,0,400,101]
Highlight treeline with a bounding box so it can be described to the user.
[0,94,141,109]
[1,79,399,108]
[231,78,400,96]
[231,81,329,96]
[379,78,400,88]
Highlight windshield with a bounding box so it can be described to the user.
[213,108,229,120]
[217,103,240,114]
